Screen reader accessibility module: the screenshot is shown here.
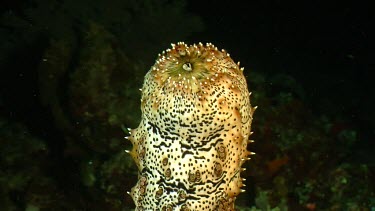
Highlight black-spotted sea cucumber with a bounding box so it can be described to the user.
[126,42,256,210]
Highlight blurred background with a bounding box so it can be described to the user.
[0,0,374,210]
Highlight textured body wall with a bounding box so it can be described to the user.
[127,42,255,210]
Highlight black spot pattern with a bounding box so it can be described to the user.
[128,42,255,210]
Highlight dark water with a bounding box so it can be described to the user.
[0,0,374,210]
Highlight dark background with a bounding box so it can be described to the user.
[187,0,374,117]
[2,0,374,133]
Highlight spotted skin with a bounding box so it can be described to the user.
[127,42,255,210]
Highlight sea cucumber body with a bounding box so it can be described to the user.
[128,42,255,210]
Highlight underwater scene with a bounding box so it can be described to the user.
[0,0,374,210]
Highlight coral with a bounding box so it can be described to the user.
[0,118,54,210]
[243,71,375,210]
[68,22,142,151]
[127,42,255,210]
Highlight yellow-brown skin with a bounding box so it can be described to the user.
[127,42,255,210]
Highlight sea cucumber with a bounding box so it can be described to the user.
[127,42,255,210]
